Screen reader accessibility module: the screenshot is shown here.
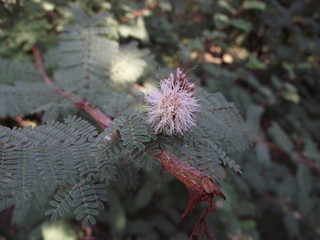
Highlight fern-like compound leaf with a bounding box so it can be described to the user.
[0,116,116,226]
[54,10,118,104]
[195,88,252,153]
[72,182,107,227]
[0,58,40,85]
[0,82,60,118]
[120,115,149,152]
[131,142,161,170]
[45,183,77,222]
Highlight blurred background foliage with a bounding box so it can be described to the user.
[0,0,320,239]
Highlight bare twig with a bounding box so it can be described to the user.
[81,226,93,240]
[75,101,112,129]
[32,47,53,85]
[118,2,159,23]
[256,137,320,171]
[190,202,216,240]
[13,116,30,128]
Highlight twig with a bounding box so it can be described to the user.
[32,47,53,85]
[75,101,112,129]
[82,226,93,240]
[13,116,30,128]
[190,202,216,240]
[255,137,320,171]
[118,2,159,23]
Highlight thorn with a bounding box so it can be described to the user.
[181,189,202,218]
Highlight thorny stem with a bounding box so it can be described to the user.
[190,202,216,240]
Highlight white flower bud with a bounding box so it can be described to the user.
[145,67,199,135]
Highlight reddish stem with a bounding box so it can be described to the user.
[190,202,216,240]
[75,101,112,129]
[82,226,92,240]
[13,116,29,128]
[118,2,159,22]
[256,137,320,171]
[32,47,53,84]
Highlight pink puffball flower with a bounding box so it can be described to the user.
[145,67,200,135]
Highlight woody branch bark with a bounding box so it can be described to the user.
[156,151,226,218]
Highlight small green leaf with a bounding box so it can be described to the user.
[246,54,266,69]
[256,141,271,165]
[303,136,320,161]
[230,19,252,32]
[135,136,148,142]
[268,122,293,153]
[218,0,236,14]
[243,1,266,11]
[213,13,230,28]
[240,219,256,230]
[284,213,301,237]
[135,141,145,151]
[126,143,136,152]
[44,209,54,216]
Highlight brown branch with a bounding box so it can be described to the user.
[156,151,225,218]
[255,137,320,171]
[32,47,53,84]
[190,202,216,240]
[13,116,30,128]
[81,226,93,240]
[118,2,159,23]
[75,101,112,129]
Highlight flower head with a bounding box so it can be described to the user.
[145,67,199,135]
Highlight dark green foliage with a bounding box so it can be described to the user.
[45,185,76,222]
[0,117,117,226]
[118,160,140,190]
[1,0,319,239]
[120,115,149,152]
[194,88,252,153]
[0,58,40,84]
[97,113,161,171]
[45,181,107,226]
[0,190,15,212]
[181,139,224,182]
[72,182,107,225]
[54,10,118,100]
[146,0,320,239]
[131,142,161,170]
[0,82,61,118]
